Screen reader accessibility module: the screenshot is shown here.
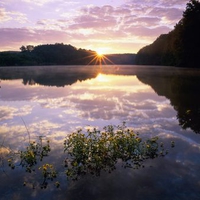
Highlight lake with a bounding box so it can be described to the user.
[0,65,200,200]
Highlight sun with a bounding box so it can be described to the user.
[96,49,104,57]
[86,48,114,65]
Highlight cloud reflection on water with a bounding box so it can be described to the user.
[1,66,200,199]
[0,71,178,149]
[0,70,187,143]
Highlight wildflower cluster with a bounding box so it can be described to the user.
[64,125,171,180]
[39,163,58,189]
[8,137,51,173]
[5,124,175,188]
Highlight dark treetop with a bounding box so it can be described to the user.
[0,43,135,66]
[135,0,200,68]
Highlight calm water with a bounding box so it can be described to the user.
[0,65,200,200]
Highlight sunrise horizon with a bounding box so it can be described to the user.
[0,42,138,55]
[0,0,189,54]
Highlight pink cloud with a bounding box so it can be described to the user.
[69,15,117,29]
[127,0,187,7]
[0,8,28,24]
[149,7,183,22]
[125,25,171,38]
[0,8,12,22]
[159,0,188,7]
[124,16,160,27]
[0,28,71,50]
[0,0,189,53]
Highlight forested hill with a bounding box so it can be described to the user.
[0,44,97,66]
[135,0,200,68]
[104,54,136,65]
[0,43,135,66]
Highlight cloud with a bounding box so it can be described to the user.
[0,0,189,52]
[69,14,117,29]
[0,8,12,22]
[126,16,161,26]
[0,8,27,24]
[0,105,33,121]
[127,0,188,7]
[0,28,72,50]
[21,0,56,6]
[148,7,183,26]
[130,25,171,37]
[0,106,17,121]
[66,2,183,42]
[159,0,188,8]
[0,8,28,24]
[11,11,28,24]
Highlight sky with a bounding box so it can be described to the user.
[0,0,188,54]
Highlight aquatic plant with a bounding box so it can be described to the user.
[4,124,175,188]
[7,137,57,188]
[64,124,172,180]
[8,137,51,172]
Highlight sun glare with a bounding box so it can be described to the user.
[96,73,108,82]
[96,50,104,57]
[86,48,114,65]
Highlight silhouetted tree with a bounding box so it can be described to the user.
[136,0,200,68]
[0,43,135,66]
[174,0,200,67]
[20,45,26,52]
[26,45,34,52]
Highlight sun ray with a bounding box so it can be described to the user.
[73,50,115,66]
[101,56,115,65]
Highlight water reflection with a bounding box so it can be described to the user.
[0,66,99,87]
[0,67,174,137]
[1,65,200,134]
[135,68,200,133]
[99,66,200,134]
[0,66,200,145]
[1,65,200,199]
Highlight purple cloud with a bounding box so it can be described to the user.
[0,0,189,53]
[0,8,11,22]
[0,28,72,50]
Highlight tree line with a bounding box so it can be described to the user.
[0,43,99,66]
[0,43,135,66]
[135,0,200,68]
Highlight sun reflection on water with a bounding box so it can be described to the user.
[96,73,109,82]
[1,66,200,199]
